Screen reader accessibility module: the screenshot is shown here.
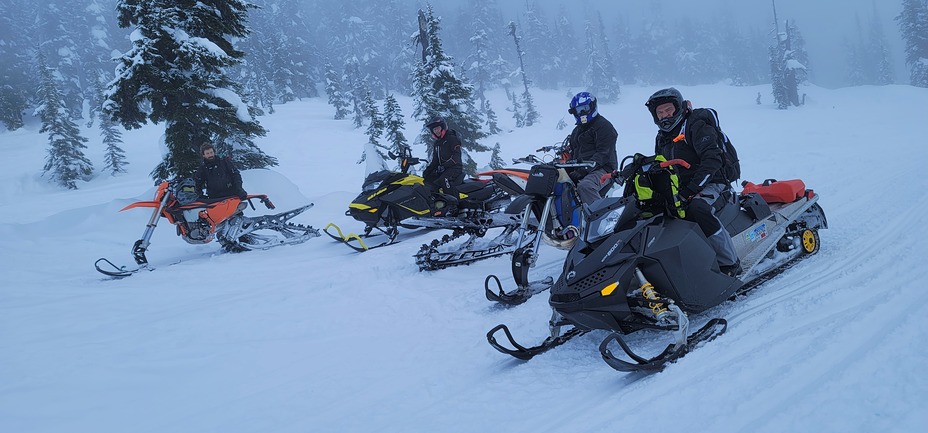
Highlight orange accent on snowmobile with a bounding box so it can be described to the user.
[742,179,807,203]
[660,159,691,169]
[475,169,531,181]
[199,198,241,230]
[119,181,171,211]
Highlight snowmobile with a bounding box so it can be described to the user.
[95,178,320,278]
[485,148,613,306]
[325,147,534,271]
[487,153,828,372]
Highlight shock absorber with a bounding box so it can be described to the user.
[635,267,670,320]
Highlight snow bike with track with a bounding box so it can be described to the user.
[487,153,828,372]
[484,147,613,306]
[95,179,320,278]
[325,147,535,271]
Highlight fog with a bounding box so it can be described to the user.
[433,0,907,88]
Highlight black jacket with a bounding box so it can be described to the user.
[194,156,244,199]
[568,115,618,172]
[424,129,462,178]
[654,108,727,197]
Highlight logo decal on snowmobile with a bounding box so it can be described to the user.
[746,223,768,242]
[566,271,576,280]
[603,240,622,263]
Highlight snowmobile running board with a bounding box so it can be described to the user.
[599,318,728,372]
[484,274,554,306]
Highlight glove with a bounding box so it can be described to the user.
[237,189,248,200]
[569,167,590,183]
[679,186,698,204]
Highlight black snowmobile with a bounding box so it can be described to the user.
[325,147,532,270]
[487,153,828,372]
[484,147,612,306]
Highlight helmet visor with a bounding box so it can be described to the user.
[572,103,592,116]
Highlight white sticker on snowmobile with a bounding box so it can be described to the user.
[745,223,768,242]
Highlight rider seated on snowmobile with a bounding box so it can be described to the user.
[555,91,619,243]
[422,116,464,217]
[191,142,249,237]
[194,143,248,201]
[645,88,741,277]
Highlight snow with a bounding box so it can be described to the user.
[1,83,927,433]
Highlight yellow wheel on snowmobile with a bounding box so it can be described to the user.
[801,229,819,254]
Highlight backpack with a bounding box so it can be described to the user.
[684,108,741,183]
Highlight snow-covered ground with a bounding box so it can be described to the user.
[1,84,926,433]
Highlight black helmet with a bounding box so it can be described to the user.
[425,116,446,131]
[645,87,687,133]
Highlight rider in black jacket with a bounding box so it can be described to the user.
[566,91,618,206]
[422,116,463,216]
[194,143,247,200]
[646,88,740,276]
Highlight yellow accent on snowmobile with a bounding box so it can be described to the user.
[392,175,425,187]
[367,188,387,201]
[349,203,372,211]
[399,204,430,215]
[600,282,619,296]
[323,223,369,251]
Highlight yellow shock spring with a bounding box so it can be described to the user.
[641,282,668,317]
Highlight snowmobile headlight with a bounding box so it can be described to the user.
[585,205,624,244]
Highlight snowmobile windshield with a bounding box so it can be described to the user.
[585,202,625,244]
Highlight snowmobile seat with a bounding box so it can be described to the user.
[742,179,806,204]
[458,180,496,202]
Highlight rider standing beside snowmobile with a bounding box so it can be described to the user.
[194,143,247,200]
[645,88,741,276]
[566,91,618,206]
[422,116,464,217]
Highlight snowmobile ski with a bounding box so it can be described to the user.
[484,274,554,306]
[94,257,148,278]
[598,318,728,372]
[487,323,588,361]
[323,223,397,252]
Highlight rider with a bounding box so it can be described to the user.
[422,116,464,217]
[566,91,618,205]
[194,143,247,200]
[554,91,618,243]
[645,87,741,276]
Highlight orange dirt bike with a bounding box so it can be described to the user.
[95,179,319,277]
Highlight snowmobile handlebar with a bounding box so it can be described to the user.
[512,154,596,169]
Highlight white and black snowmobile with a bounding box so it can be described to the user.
[487,153,827,372]
[95,179,320,278]
[325,147,534,271]
[485,148,613,306]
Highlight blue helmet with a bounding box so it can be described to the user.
[569,92,598,124]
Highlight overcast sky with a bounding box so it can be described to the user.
[429,0,907,88]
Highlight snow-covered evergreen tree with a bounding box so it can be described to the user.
[593,13,621,102]
[869,7,895,85]
[483,99,502,135]
[91,73,128,175]
[507,21,539,127]
[383,94,410,163]
[786,21,810,84]
[412,6,488,173]
[0,0,34,130]
[100,109,128,176]
[552,9,582,87]
[359,90,388,174]
[896,0,928,87]
[522,2,556,89]
[489,143,504,170]
[324,62,351,120]
[106,0,276,181]
[36,54,93,189]
[582,20,620,103]
[508,87,524,128]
